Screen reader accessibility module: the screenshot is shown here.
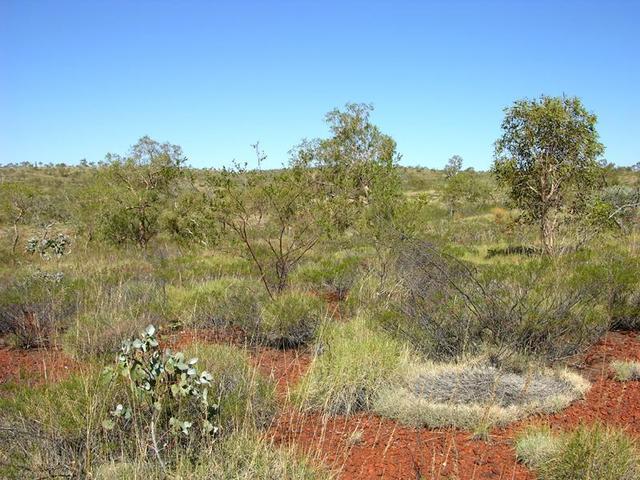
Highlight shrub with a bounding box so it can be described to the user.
[166,277,265,330]
[611,360,640,381]
[183,343,276,431]
[258,291,326,348]
[292,251,364,299]
[102,326,221,466]
[516,423,639,480]
[374,360,588,431]
[294,316,409,415]
[382,240,608,361]
[0,269,79,348]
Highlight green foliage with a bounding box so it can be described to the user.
[294,316,408,414]
[291,250,364,299]
[166,277,266,329]
[290,103,404,240]
[381,240,609,361]
[516,423,639,480]
[258,291,326,347]
[494,95,605,254]
[95,136,185,248]
[210,150,325,297]
[104,325,220,467]
[183,343,276,431]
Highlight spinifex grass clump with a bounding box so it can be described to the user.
[258,291,326,348]
[294,316,409,415]
[183,343,276,431]
[374,360,588,431]
[166,277,265,330]
[516,423,639,480]
[611,360,640,381]
[103,325,220,469]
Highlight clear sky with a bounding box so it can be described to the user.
[1,0,638,170]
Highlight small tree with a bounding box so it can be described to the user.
[290,103,403,234]
[210,145,324,298]
[0,182,39,254]
[493,95,605,254]
[97,137,185,248]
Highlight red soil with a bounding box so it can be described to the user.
[0,346,77,389]
[266,331,640,480]
[1,329,638,479]
[252,347,312,397]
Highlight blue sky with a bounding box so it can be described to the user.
[1,0,638,170]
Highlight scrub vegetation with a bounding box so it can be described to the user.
[1,97,639,478]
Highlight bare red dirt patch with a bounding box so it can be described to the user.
[0,346,77,388]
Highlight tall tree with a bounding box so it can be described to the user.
[493,95,605,254]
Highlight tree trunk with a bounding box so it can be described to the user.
[12,223,19,255]
[540,212,556,255]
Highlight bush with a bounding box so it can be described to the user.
[611,360,640,381]
[292,251,364,299]
[516,423,639,480]
[573,247,640,331]
[382,240,608,361]
[258,291,326,348]
[166,277,266,330]
[0,269,80,348]
[294,316,409,415]
[183,343,276,431]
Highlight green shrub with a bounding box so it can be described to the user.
[258,291,326,348]
[292,251,364,299]
[516,423,639,480]
[166,277,266,329]
[294,316,408,415]
[384,240,609,361]
[183,343,276,431]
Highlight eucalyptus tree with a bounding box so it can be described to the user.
[493,95,605,254]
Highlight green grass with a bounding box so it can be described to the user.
[515,423,639,480]
[258,291,326,347]
[294,316,410,415]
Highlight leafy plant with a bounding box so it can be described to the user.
[103,325,220,469]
